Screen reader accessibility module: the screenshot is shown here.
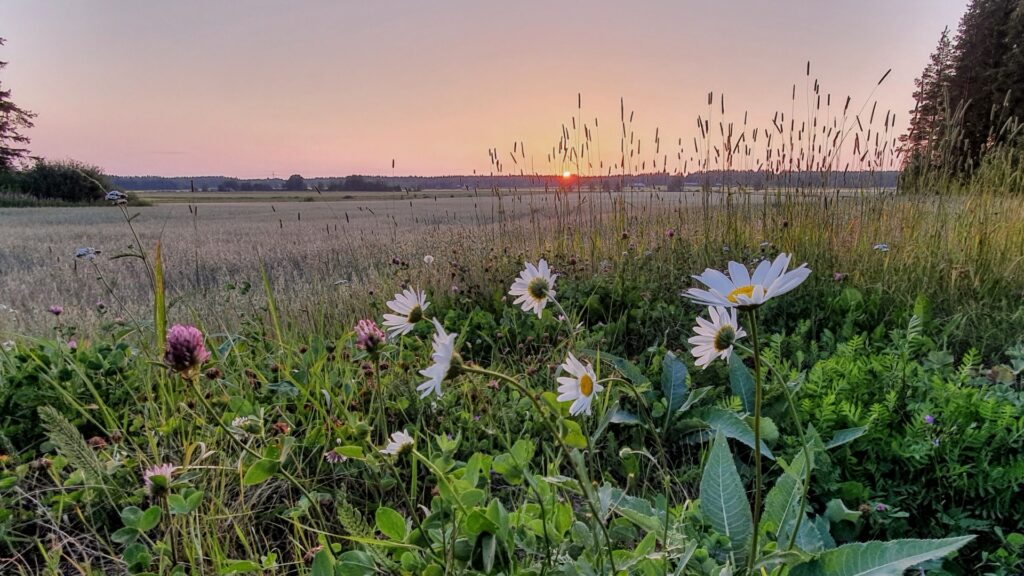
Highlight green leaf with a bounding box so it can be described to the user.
[824,499,861,524]
[581,349,649,386]
[337,550,376,576]
[137,506,162,532]
[728,352,755,413]
[761,454,806,547]
[824,427,868,450]
[111,526,141,545]
[310,549,335,576]
[120,506,144,528]
[167,494,189,515]
[694,407,775,460]
[219,560,262,574]
[790,536,974,576]
[700,431,753,569]
[376,506,408,541]
[242,459,279,486]
[480,532,497,573]
[661,351,689,413]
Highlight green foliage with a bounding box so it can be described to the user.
[13,159,112,203]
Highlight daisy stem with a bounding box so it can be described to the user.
[746,308,763,574]
[735,342,812,552]
[464,365,618,575]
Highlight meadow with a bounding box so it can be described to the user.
[2,67,1024,573]
[1,177,1023,575]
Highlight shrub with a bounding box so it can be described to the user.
[15,159,112,203]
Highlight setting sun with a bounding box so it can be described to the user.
[562,171,571,178]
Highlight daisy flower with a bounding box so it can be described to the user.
[382,287,429,337]
[417,319,461,398]
[688,306,747,369]
[380,430,415,456]
[509,259,558,318]
[684,253,810,309]
[556,353,603,416]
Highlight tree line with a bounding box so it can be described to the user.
[902,0,1024,177]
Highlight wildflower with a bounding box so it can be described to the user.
[688,306,747,369]
[423,255,435,265]
[685,253,810,309]
[380,429,415,456]
[48,305,63,316]
[143,463,177,497]
[324,448,348,464]
[354,319,386,353]
[67,339,77,351]
[1,340,14,352]
[666,228,676,239]
[932,438,940,446]
[873,243,890,252]
[924,414,935,425]
[231,415,257,429]
[833,272,846,282]
[105,190,128,205]
[556,352,603,416]
[163,324,211,377]
[509,259,558,318]
[74,247,101,261]
[382,287,429,337]
[417,319,461,398]
[874,503,889,512]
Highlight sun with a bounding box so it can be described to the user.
[562,171,571,178]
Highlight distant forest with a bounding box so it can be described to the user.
[110,170,899,192]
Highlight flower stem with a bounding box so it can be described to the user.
[746,308,763,574]
[464,365,618,575]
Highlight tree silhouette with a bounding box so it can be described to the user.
[0,37,37,172]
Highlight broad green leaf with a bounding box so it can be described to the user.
[375,506,407,541]
[824,427,868,450]
[761,451,810,547]
[789,536,974,576]
[120,506,144,528]
[480,532,497,573]
[700,431,753,569]
[310,549,334,576]
[694,407,774,460]
[137,506,162,532]
[661,351,689,413]
[337,550,376,576]
[168,494,190,515]
[110,526,140,545]
[677,386,713,415]
[728,352,755,413]
[242,459,279,486]
[581,349,649,386]
[824,499,861,524]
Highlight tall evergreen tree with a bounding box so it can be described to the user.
[0,37,36,172]
[949,0,1016,166]
[902,27,956,167]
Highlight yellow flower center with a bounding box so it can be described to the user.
[727,285,755,303]
[407,305,423,323]
[579,373,594,397]
[528,277,549,300]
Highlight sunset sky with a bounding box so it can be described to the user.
[2,1,968,177]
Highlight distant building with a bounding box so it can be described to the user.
[629,181,646,190]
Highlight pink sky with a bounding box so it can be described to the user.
[1,1,967,177]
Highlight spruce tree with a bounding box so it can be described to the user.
[0,37,36,172]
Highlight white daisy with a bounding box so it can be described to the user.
[509,259,558,318]
[417,319,460,398]
[382,287,429,337]
[423,255,435,265]
[688,306,747,369]
[556,353,604,416]
[380,429,415,456]
[684,253,810,309]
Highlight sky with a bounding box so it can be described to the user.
[1,1,968,178]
